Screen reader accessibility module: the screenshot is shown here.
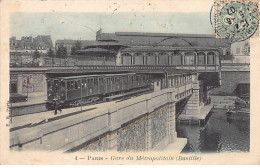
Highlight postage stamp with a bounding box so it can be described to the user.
[212,0,259,41]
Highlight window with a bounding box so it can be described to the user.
[67,81,71,90]
[11,83,17,93]
[111,77,115,84]
[78,80,81,89]
[124,76,129,83]
[136,76,140,81]
[53,80,59,90]
[48,80,52,89]
[184,55,195,65]
[99,78,104,85]
[75,80,78,89]
[197,53,206,65]
[94,78,98,86]
[131,76,134,82]
[107,78,110,85]
[236,47,241,54]
[116,77,120,84]
[82,79,87,88]
[88,79,94,86]
[207,52,215,65]
[60,81,65,90]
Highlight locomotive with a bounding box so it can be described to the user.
[46,73,153,110]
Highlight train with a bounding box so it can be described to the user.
[46,73,153,110]
[46,70,196,110]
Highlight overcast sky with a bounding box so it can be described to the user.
[10,12,214,42]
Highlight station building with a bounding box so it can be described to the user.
[70,30,231,67]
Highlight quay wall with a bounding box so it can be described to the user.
[211,71,250,95]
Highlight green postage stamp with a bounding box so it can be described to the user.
[212,0,259,41]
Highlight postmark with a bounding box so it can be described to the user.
[212,0,259,41]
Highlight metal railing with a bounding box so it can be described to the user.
[10,64,220,72]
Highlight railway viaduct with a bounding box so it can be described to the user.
[8,31,229,152]
[9,65,218,152]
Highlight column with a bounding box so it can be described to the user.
[214,51,217,71]
[182,53,185,69]
[131,52,134,65]
[195,52,198,70]
[205,51,208,71]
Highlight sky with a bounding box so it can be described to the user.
[10,12,214,42]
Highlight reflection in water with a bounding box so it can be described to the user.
[177,109,250,153]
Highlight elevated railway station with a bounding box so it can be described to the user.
[8,31,230,152]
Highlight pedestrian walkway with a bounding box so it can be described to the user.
[10,101,114,129]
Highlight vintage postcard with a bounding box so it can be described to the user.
[0,0,260,165]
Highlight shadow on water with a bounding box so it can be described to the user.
[177,109,250,153]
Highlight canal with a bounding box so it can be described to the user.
[177,109,250,153]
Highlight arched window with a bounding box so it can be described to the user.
[197,52,206,65]
[171,52,182,65]
[145,53,156,65]
[184,52,196,65]
[226,48,231,55]
[133,53,143,65]
[121,53,132,65]
[207,52,215,65]
[158,53,168,65]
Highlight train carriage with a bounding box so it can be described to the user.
[46,73,152,109]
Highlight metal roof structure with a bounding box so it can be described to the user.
[96,31,232,48]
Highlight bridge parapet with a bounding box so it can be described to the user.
[9,81,194,152]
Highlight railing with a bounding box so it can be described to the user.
[10,64,220,72]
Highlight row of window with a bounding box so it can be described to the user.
[51,75,151,91]
[121,54,216,65]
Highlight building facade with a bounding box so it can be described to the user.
[94,30,231,68]
[10,35,54,53]
[230,40,250,63]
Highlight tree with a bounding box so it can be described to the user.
[56,45,68,66]
[33,49,40,66]
[47,48,55,66]
[71,41,82,55]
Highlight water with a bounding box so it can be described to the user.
[177,109,250,153]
